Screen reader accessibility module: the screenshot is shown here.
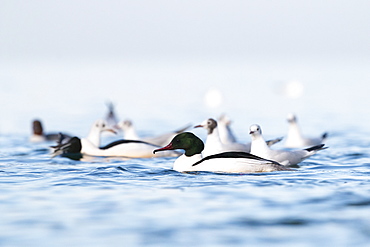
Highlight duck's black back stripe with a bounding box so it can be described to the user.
[100,139,155,150]
[305,144,325,152]
[192,152,278,166]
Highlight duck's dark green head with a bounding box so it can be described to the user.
[153,132,204,157]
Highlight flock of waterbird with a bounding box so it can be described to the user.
[31,104,328,174]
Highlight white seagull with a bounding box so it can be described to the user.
[117,120,141,140]
[117,119,191,147]
[104,101,119,129]
[195,118,249,157]
[284,113,328,148]
[217,114,237,144]
[249,124,327,166]
[195,118,283,157]
[153,132,291,173]
[85,119,117,147]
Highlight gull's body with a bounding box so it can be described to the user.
[217,114,237,144]
[195,118,249,157]
[250,124,327,166]
[118,120,190,147]
[285,113,328,148]
[86,119,117,147]
[105,102,119,129]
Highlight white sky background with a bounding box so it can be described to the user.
[1,0,369,135]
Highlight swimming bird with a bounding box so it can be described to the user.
[51,118,180,159]
[284,113,328,148]
[195,118,249,157]
[195,118,283,157]
[117,120,141,140]
[30,119,72,143]
[217,114,237,144]
[52,136,180,159]
[86,119,117,147]
[104,101,119,129]
[153,132,291,173]
[117,119,191,147]
[51,136,83,160]
[249,124,327,166]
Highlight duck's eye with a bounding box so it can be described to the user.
[102,123,105,128]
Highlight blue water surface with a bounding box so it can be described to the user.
[1,126,370,247]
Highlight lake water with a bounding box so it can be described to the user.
[1,112,370,247]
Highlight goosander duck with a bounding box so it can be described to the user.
[153,132,291,173]
[195,118,283,157]
[284,113,328,148]
[52,119,180,159]
[52,136,180,159]
[249,124,327,166]
[117,119,191,147]
[30,119,72,143]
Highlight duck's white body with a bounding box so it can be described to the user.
[172,152,289,173]
[79,138,180,158]
[250,124,326,166]
[51,119,180,159]
[284,114,327,148]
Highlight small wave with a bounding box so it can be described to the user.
[233,217,315,227]
[346,199,370,207]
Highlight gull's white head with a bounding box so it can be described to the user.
[249,124,262,136]
[287,113,297,123]
[118,120,133,131]
[91,119,116,134]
